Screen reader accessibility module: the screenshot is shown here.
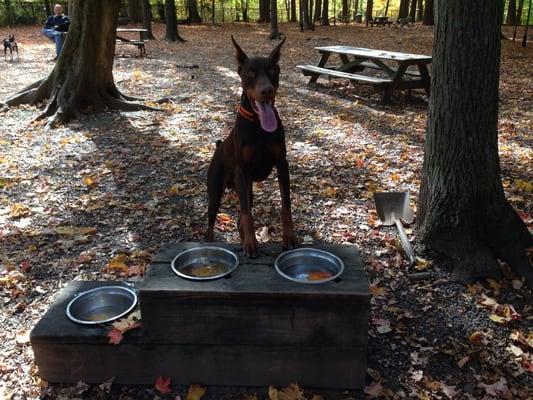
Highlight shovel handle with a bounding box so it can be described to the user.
[394,218,416,266]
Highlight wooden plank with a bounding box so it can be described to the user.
[297,65,392,85]
[316,46,432,63]
[32,342,366,388]
[116,28,148,32]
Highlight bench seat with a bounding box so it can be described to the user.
[296,64,393,85]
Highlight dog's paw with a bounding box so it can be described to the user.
[243,235,259,258]
[282,230,298,250]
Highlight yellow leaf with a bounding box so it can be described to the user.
[9,203,32,218]
[414,257,430,271]
[83,176,96,187]
[321,187,337,198]
[489,314,506,324]
[186,384,206,400]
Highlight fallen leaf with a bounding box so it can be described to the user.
[186,384,206,400]
[9,203,32,218]
[15,330,30,345]
[107,328,123,345]
[98,376,115,393]
[457,356,469,368]
[155,376,172,394]
[364,381,383,398]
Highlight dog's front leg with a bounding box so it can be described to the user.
[235,166,258,257]
[276,158,297,250]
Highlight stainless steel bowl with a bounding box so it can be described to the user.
[171,246,239,280]
[274,248,344,284]
[65,285,137,324]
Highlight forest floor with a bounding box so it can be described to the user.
[0,22,531,400]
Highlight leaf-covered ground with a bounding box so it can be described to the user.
[0,23,531,400]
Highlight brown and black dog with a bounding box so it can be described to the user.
[206,36,297,257]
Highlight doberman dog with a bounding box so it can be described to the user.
[206,36,297,257]
[3,35,18,61]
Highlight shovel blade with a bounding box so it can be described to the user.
[373,192,415,226]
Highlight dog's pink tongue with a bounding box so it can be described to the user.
[256,101,277,132]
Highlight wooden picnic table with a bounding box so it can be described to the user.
[297,45,432,102]
[116,28,148,56]
[369,16,393,26]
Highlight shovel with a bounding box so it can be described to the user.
[374,192,416,266]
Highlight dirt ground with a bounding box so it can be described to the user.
[0,22,531,400]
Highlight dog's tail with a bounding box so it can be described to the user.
[216,140,222,147]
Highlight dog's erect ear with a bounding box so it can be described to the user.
[231,35,248,67]
[269,37,286,65]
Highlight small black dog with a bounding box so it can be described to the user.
[3,35,18,61]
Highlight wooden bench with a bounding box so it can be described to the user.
[115,40,147,56]
[297,64,393,86]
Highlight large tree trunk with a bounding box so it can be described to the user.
[187,0,202,22]
[398,0,409,19]
[269,0,280,38]
[141,0,156,39]
[416,0,423,21]
[290,0,297,22]
[165,0,185,41]
[0,0,159,128]
[301,0,310,29]
[128,0,143,23]
[418,0,533,287]
[365,0,373,25]
[423,0,434,25]
[321,0,329,25]
[342,0,348,21]
[409,0,417,21]
[259,0,270,22]
[314,0,322,20]
[506,0,517,25]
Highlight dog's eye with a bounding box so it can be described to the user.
[246,70,256,78]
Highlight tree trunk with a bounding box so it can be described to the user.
[409,0,417,21]
[418,0,533,287]
[506,0,517,25]
[384,0,390,16]
[290,0,297,21]
[416,0,423,21]
[128,0,143,23]
[165,0,185,41]
[365,0,373,25]
[187,0,202,22]
[141,0,156,39]
[523,0,531,47]
[321,0,329,25]
[517,0,525,24]
[342,0,348,20]
[314,0,322,20]
[244,0,250,22]
[398,0,409,19]
[301,0,310,28]
[259,0,270,22]
[43,0,51,16]
[0,0,159,128]
[423,0,434,25]
[269,0,280,38]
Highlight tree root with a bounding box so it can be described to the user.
[102,95,162,112]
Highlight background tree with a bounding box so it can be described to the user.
[43,0,52,16]
[314,0,322,20]
[321,0,329,25]
[300,0,310,29]
[423,0,434,25]
[259,0,270,22]
[1,0,158,127]
[506,0,517,25]
[141,0,156,39]
[165,0,185,41]
[365,0,373,24]
[127,0,143,23]
[384,0,390,16]
[416,0,423,21]
[290,0,297,21]
[523,0,531,47]
[398,0,409,19]
[342,0,348,21]
[188,0,202,23]
[269,0,280,38]
[418,0,533,287]
[409,0,416,21]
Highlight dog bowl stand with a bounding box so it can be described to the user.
[30,243,370,389]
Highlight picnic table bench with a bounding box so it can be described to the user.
[369,16,393,27]
[297,45,432,102]
[116,28,148,56]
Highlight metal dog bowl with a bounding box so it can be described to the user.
[274,248,344,284]
[65,285,137,324]
[171,246,239,280]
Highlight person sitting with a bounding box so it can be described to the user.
[42,4,70,60]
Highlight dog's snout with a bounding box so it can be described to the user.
[260,85,274,96]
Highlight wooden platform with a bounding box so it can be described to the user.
[31,243,370,389]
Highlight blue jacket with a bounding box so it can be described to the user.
[44,15,70,32]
